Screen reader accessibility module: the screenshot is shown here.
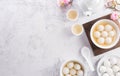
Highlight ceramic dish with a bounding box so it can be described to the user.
[60,59,87,76]
[71,23,84,36]
[97,55,120,76]
[90,19,120,49]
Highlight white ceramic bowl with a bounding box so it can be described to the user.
[60,59,87,76]
[90,19,120,49]
[97,55,120,76]
[71,23,84,36]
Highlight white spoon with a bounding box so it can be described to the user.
[81,46,95,71]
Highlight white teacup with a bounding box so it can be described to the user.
[71,23,83,36]
[66,9,79,21]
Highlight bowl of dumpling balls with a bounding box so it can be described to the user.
[97,55,120,76]
[90,19,120,49]
[60,60,87,76]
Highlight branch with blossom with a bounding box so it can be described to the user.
[111,12,120,25]
[110,12,120,20]
[57,0,73,7]
[105,0,120,11]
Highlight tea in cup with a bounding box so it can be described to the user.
[66,9,79,21]
[71,23,83,36]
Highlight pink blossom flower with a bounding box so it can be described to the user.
[63,0,70,4]
[57,0,70,7]
[110,12,119,20]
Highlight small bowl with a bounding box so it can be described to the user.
[90,19,120,49]
[66,9,79,21]
[97,55,120,76]
[60,59,87,76]
[71,23,84,36]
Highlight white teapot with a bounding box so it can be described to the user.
[81,0,104,16]
[85,0,101,10]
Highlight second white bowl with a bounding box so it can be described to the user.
[90,19,120,49]
[60,59,87,76]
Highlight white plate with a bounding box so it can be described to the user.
[97,55,120,76]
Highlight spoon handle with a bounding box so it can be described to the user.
[86,57,95,71]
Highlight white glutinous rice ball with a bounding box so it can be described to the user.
[74,64,81,70]
[109,30,116,37]
[107,68,113,75]
[102,73,109,76]
[117,59,120,67]
[99,66,107,73]
[70,69,76,75]
[67,62,74,69]
[116,72,120,76]
[105,37,112,44]
[103,60,111,67]
[97,37,105,44]
[112,65,120,72]
[105,24,113,31]
[65,74,71,76]
[94,31,101,38]
[97,25,104,31]
[63,67,69,74]
[101,31,108,37]
[77,70,83,76]
[109,57,117,65]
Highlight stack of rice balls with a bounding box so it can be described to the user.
[99,56,120,76]
[93,23,116,46]
[62,61,84,76]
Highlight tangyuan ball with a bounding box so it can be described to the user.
[94,31,101,38]
[97,25,104,31]
[105,24,113,31]
[105,37,112,44]
[74,64,81,70]
[107,68,113,75]
[112,65,120,73]
[101,31,108,37]
[103,60,111,67]
[70,69,76,75]
[109,30,116,37]
[77,70,83,76]
[99,66,107,73]
[117,59,120,67]
[67,62,74,69]
[63,67,69,74]
[97,37,105,44]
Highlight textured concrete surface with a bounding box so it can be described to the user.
[0,0,119,76]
